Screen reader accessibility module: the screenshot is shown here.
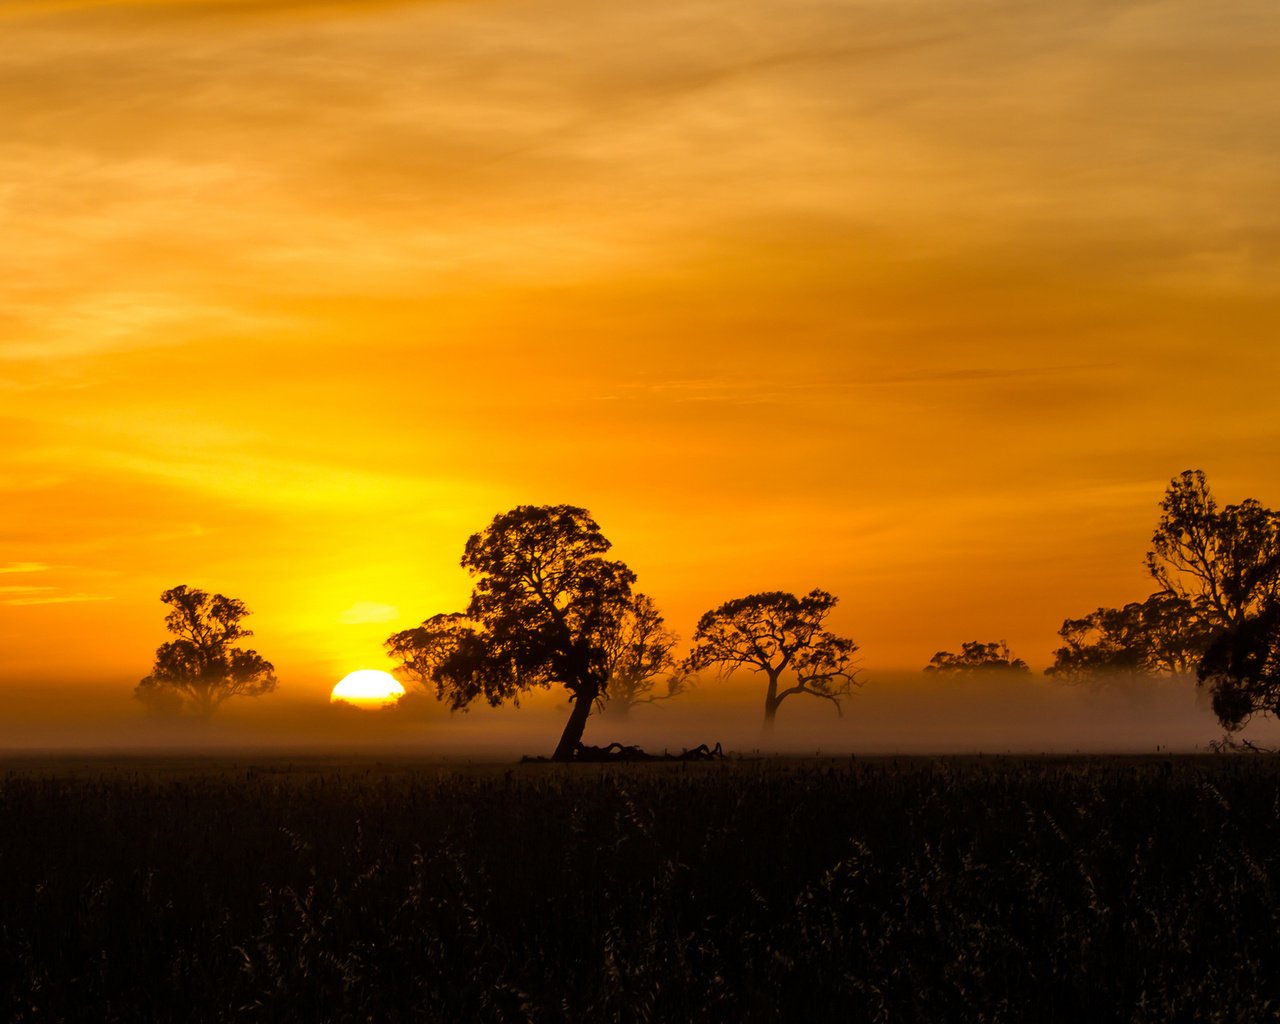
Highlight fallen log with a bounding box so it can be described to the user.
[521,741,725,763]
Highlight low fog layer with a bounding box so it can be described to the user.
[4,671,1277,757]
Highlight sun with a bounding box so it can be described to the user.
[330,669,405,707]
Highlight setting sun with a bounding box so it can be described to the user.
[330,670,404,708]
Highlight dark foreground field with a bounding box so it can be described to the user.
[3,754,1278,1022]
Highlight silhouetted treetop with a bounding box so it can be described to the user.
[687,589,859,728]
[462,505,635,671]
[385,504,637,760]
[1046,592,1212,683]
[134,584,276,717]
[924,640,1029,674]
[1147,470,1280,629]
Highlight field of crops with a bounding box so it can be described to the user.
[3,754,1279,1022]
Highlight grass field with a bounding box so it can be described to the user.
[3,754,1278,1022]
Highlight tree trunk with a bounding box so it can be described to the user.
[762,670,780,732]
[552,685,597,761]
[192,689,216,720]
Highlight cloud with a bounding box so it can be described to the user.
[860,365,1114,387]
[613,378,816,405]
[0,0,431,24]
[2,593,113,606]
[339,601,400,625]
[0,291,282,361]
[0,562,49,574]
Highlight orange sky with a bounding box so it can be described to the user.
[2,0,1279,713]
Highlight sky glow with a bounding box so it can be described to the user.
[2,0,1278,711]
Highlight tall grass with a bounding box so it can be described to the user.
[3,756,1278,1021]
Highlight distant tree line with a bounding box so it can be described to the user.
[134,470,1280,755]
[925,641,1029,674]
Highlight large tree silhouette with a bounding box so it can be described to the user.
[687,589,858,730]
[602,593,686,718]
[134,585,276,717]
[385,505,636,760]
[1147,470,1280,629]
[924,640,1029,674]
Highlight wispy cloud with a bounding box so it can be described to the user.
[0,0,429,23]
[339,601,400,625]
[860,365,1113,387]
[612,378,816,405]
[2,593,113,606]
[0,292,282,361]
[0,562,49,574]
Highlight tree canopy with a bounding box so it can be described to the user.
[1046,592,1212,684]
[385,505,636,760]
[134,585,276,717]
[924,640,1029,674]
[1147,469,1280,629]
[686,589,858,728]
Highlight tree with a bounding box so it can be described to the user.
[686,589,859,730]
[1046,604,1148,682]
[1046,592,1212,684]
[134,585,276,717]
[1140,590,1217,676]
[924,640,1029,674]
[1147,470,1280,630]
[1197,602,1280,732]
[602,593,687,718]
[385,505,636,761]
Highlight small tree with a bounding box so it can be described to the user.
[385,505,636,761]
[687,589,859,730]
[1147,470,1280,630]
[134,585,276,717]
[603,594,686,718]
[1197,603,1280,732]
[924,640,1029,674]
[1046,592,1212,684]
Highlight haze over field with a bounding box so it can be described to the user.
[4,671,1279,755]
[2,0,1278,746]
